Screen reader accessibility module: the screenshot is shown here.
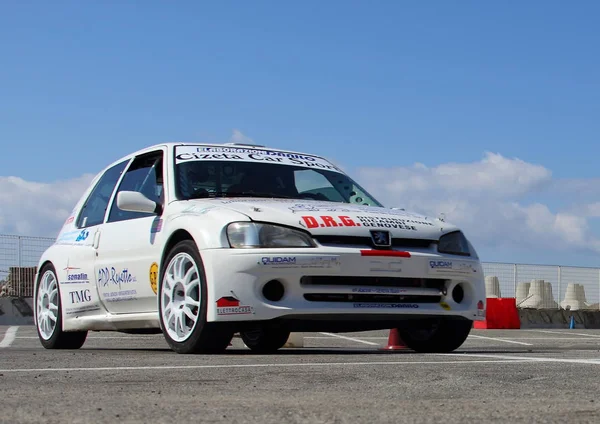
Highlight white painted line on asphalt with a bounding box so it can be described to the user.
[525,330,600,339]
[306,336,387,340]
[15,336,159,339]
[442,353,600,365]
[0,359,533,374]
[468,335,533,346]
[319,332,380,346]
[0,327,18,348]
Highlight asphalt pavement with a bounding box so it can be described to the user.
[1,325,599,423]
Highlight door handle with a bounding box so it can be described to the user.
[93,231,101,249]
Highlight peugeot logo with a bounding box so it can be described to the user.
[370,230,391,248]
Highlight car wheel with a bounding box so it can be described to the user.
[397,318,472,353]
[240,327,291,354]
[35,263,88,349]
[159,240,233,354]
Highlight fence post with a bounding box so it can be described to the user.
[557,265,561,310]
[513,263,517,298]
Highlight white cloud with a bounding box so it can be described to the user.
[356,152,600,255]
[0,174,94,237]
[229,129,254,144]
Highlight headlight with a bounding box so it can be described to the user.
[438,231,471,256]
[226,222,316,248]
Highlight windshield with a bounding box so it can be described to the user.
[173,146,384,207]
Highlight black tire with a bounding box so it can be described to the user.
[158,240,234,354]
[35,263,88,349]
[240,327,291,354]
[397,318,472,353]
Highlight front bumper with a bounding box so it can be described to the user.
[200,247,486,323]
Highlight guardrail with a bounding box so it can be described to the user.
[1,233,599,310]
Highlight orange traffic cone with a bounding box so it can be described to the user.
[380,328,408,350]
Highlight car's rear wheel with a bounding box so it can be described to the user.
[159,240,233,354]
[35,263,88,349]
[397,318,472,353]
[240,327,291,353]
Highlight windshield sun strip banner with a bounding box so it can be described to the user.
[174,145,344,173]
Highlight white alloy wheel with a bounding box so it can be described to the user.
[161,252,201,342]
[37,270,59,340]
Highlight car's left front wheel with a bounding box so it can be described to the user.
[35,263,88,349]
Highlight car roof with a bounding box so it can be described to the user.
[97,142,329,176]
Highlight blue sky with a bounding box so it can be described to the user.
[2,1,600,267]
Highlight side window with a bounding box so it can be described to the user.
[107,151,164,223]
[77,161,128,228]
[294,169,345,202]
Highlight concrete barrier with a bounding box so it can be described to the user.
[519,308,600,329]
[0,297,35,325]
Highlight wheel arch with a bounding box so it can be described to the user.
[159,229,197,275]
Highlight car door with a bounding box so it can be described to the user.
[58,160,129,317]
[94,149,166,314]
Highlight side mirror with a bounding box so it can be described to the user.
[117,191,161,214]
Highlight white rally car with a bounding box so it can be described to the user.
[34,142,485,354]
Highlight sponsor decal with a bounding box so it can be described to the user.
[69,289,92,304]
[353,303,419,309]
[97,267,137,288]
[261,256,296,266]
[65,305,101,315]
[258,255,341,269]
[430,261,452,269]
[289,203,434,222]
[440,301,451,311]
[65,216,74,225]
[216,295,254,316]
[174,146,343,173]
[103,289,138,302]
[368,260,402,273]
[351,287,408,294]
[56,229,92,245]
[428,260,477,275]
[62,261,90,284]
[300,215,419,231]
[149,262,159,295]
[64,289,99,315]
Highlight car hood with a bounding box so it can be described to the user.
[178,198,455,240]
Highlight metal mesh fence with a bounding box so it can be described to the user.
[0,233,599,309]
[482,262,600,311]
[0,234,55,297]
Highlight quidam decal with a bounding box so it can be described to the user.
[258,255,341,270]
[428,260,477,275]
[56,229,92,245]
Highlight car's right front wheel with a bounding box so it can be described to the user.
[158,240,233,354]
[397,318,472,353]
[240,327,291,354]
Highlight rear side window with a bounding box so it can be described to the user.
[76,161,128,228]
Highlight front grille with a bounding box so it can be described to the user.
[301,276,446,290]
[313,235,435,249]
[304,293,441,303]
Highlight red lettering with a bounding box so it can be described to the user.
[302,216,319,228]
[339,216,356,227]
[321,216,338,227]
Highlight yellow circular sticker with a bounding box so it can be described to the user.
[149,262,159,295]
